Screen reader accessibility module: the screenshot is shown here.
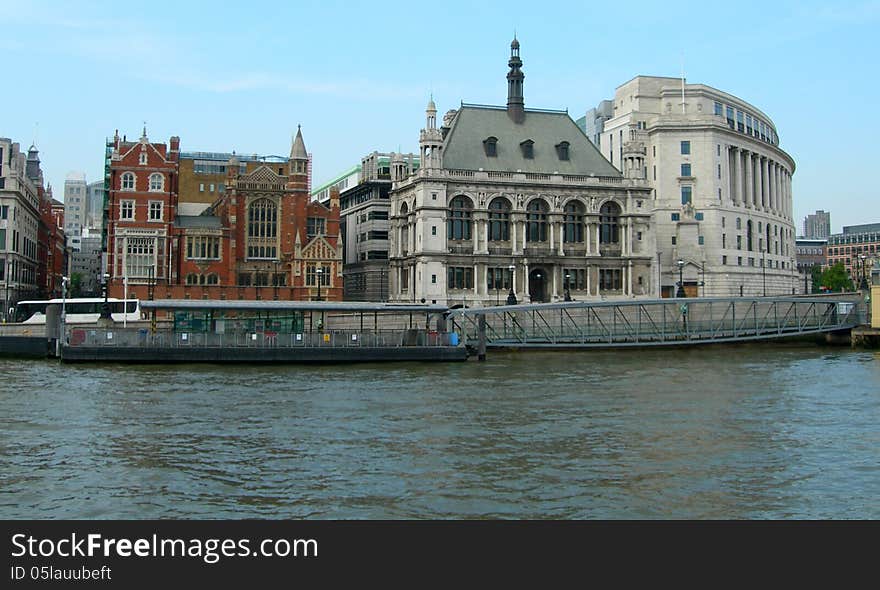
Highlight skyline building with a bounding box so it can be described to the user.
[803,210,831,239]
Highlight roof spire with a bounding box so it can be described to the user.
[290,124,307,160]
[507,35,525,123]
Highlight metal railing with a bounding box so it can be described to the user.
[64,327,456,350]
[450,297,862,348]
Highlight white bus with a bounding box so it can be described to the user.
[13,298,142,324]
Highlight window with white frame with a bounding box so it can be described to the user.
[148,201,163,222]
[124,237,155,278]
[149,173,164,192]
[121,173,135,191]
[120,200,135,220]
[139,152,147,165]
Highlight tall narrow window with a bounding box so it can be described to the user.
[599,201,621,244]
[520,139,534,159]
[681,186,692,205]
[247,198,278,259]
[680,141,691,155]
[447,196,473,240]
[488,198,511,241]
[526,199,549,242]
[563,200,584,243]
[681,163,692,177]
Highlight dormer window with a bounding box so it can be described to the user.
[520,139,534,159]
[555,141,570,161]
[483,136,498,157]
[139,152,147,165]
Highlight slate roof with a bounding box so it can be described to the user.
[175,215,222,229]
[441,104,621,177]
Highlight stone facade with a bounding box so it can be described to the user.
[388,40,654,307]
[599,76,799,297]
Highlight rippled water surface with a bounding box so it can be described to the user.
[1,344,878,518]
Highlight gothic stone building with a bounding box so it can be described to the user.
[388,39,654,306]
[107,127,342,301]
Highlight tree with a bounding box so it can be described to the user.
[811,265,823,294]
[69,273,83,298]
[819,262,854,293]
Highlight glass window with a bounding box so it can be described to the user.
[247,198,278,259]
[148,201,163,221]
[556,141,570,161]
[681,163,691,177]
[599,202,621,245]
[120,200,134,220]
[520,140,534,159]
[307,217,326,237]
[714,102,723,116]
[526,199,549,242]
[488,198,511,241]
[447,266,474,289]
[680,141,690,155]
[483,137,498,157]
[681,186,692,205]
[121,173,135,191]
[148,173,163,192]
[563,201,584,243]
[447,196,473,241]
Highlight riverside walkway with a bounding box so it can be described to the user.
[449,296,862,350]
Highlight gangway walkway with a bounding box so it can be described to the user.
[449,297,862,349]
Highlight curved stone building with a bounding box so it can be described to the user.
[600,76,798,297]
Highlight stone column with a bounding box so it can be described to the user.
[523,263,530,298]
[510,218,518,254]
[483,219,489,253]
[548,221,554,253]
[761,157,769,210]
[586,264,592,295]
[474,263,479,298]
[552,267,558,300]
[594,221,600,253]
[627,260,633,295]
[584,222,591,255]
[733,148,742,206]
[558,221,564,256]
[522,220,527,251]
[745,152,754,208]
[472,219,479,254]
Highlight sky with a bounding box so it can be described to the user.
[2,0,878,233]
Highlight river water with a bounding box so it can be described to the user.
[1,343,878,519]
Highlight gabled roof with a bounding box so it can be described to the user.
[441,105,621,176]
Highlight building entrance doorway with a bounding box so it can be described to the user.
[529,268,546,302]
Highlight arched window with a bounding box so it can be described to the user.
[121,172,135,191]
[399,201,409,253]
[563,200,585,243]
[488,198,511,241]
[447,196,473,240]
[148,173,164,192]
[526,199,549,242]
[747,220,754,252]
[185,273,198,285]
[206,274,219,285]
[247,198,278,259]
[600,201,621,244]
[483,136,498,157]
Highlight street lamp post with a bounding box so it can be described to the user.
[676,259,685,298]
[315,267,323,301]
[3,258,9,322]
[506,264,517,305]
[99,272,111,320]
[61,275,69,334]
[762,249,767,296]
[859,254,869,290]
[564,273,571,301]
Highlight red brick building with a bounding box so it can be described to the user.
[105,128,179,298]
[106,127,342,301]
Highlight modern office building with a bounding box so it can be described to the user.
[795,237,826,294]
[63,171,88,251]
[803,210,831,239]
[598,76,798,297]
[389,39,655,306]
[826,223,880,287]
[576,100,614,147]
[86,180,104,230]
[70,229,102,296]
